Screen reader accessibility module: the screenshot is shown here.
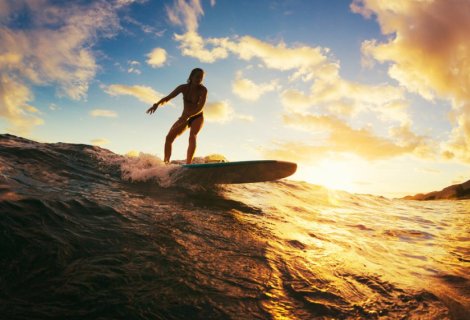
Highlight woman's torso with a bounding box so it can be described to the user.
[181,84,205,119]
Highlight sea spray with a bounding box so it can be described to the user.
[120,153,180,187]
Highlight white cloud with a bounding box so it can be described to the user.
[203,101,233,123]
[174,32,337,80]
[174,31,229,63]
[104,84,163,104]
[281,76,410,125]
[123,15,166,36]
[166,0,203,32]
[127,60,142,74]
[146,47,167,68]
[204,101,253,123]
[165,0,336,72]
[127,67,142,75]
[90,109,118,118]
[232,71,279,101]
[0,0,127,133]
[280,89,313,113]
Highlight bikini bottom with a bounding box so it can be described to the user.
[187,113,203,127]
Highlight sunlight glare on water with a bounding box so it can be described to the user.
[223,181,470,318]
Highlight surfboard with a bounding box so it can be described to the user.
[176,160,297,184]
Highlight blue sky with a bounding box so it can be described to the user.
[1,0,469,196]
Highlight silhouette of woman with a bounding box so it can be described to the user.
[146,68,207,164]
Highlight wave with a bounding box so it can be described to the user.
[0,134,468,319]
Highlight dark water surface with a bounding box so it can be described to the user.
[0,134,469,319]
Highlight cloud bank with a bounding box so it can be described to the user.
[165,0,429,163]
[0,0,128,134]
[352,0,470,162]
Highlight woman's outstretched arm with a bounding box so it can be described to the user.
[146,85,184,115]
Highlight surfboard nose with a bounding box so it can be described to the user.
[276,161,297,179]
[253,160,297,182]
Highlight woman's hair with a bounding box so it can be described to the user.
[187,68,204,83]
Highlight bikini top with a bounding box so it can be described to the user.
[183,85,201,105]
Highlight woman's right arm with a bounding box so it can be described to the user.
[146,85,184,115]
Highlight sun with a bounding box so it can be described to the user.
[292,156,363,193]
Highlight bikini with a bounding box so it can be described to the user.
[186,113,203,127]
[184,86,203,127]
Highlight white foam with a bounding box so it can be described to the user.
[120,153,180,187]
[118,152,230,188]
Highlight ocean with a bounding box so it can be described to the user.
[0,133,468,319]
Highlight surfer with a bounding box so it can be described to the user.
[146,68,207,164]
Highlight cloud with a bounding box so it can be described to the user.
[280,89,313,113]
[352,0,470,162]
[166,0,203,32]
[49,103,59,111]
[204,101,253,123]
[146,47,167,68]
[166,0,410,122]
[166,0,334,74]
[165,0,226,63]
[91,138,109,146]
[445,102,470,162]
[232,71,279,101]
[174,32,337,80]
[90,109,118,118]
[0,74,44,135]
[0,0,126,133]
[127,60,141,74]
[281,76,410,124]
[104,84,163,104]
[123,15,166,36]
[261,141,330,163]
[221,36,336,81]
[174,31,229,63]
[280,113,430,161]
[164,0,432,164]
[203,101,233,123]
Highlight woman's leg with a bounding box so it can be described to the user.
[164,118,187,163]
[186,115,204,164]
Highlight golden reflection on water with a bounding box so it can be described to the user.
[224,182,469,318]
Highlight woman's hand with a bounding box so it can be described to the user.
[146,103,159,115]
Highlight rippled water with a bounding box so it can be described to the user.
[0,134,468,319]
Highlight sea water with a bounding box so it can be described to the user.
[0,134,468,319]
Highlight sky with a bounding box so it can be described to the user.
[1,0,470,197]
